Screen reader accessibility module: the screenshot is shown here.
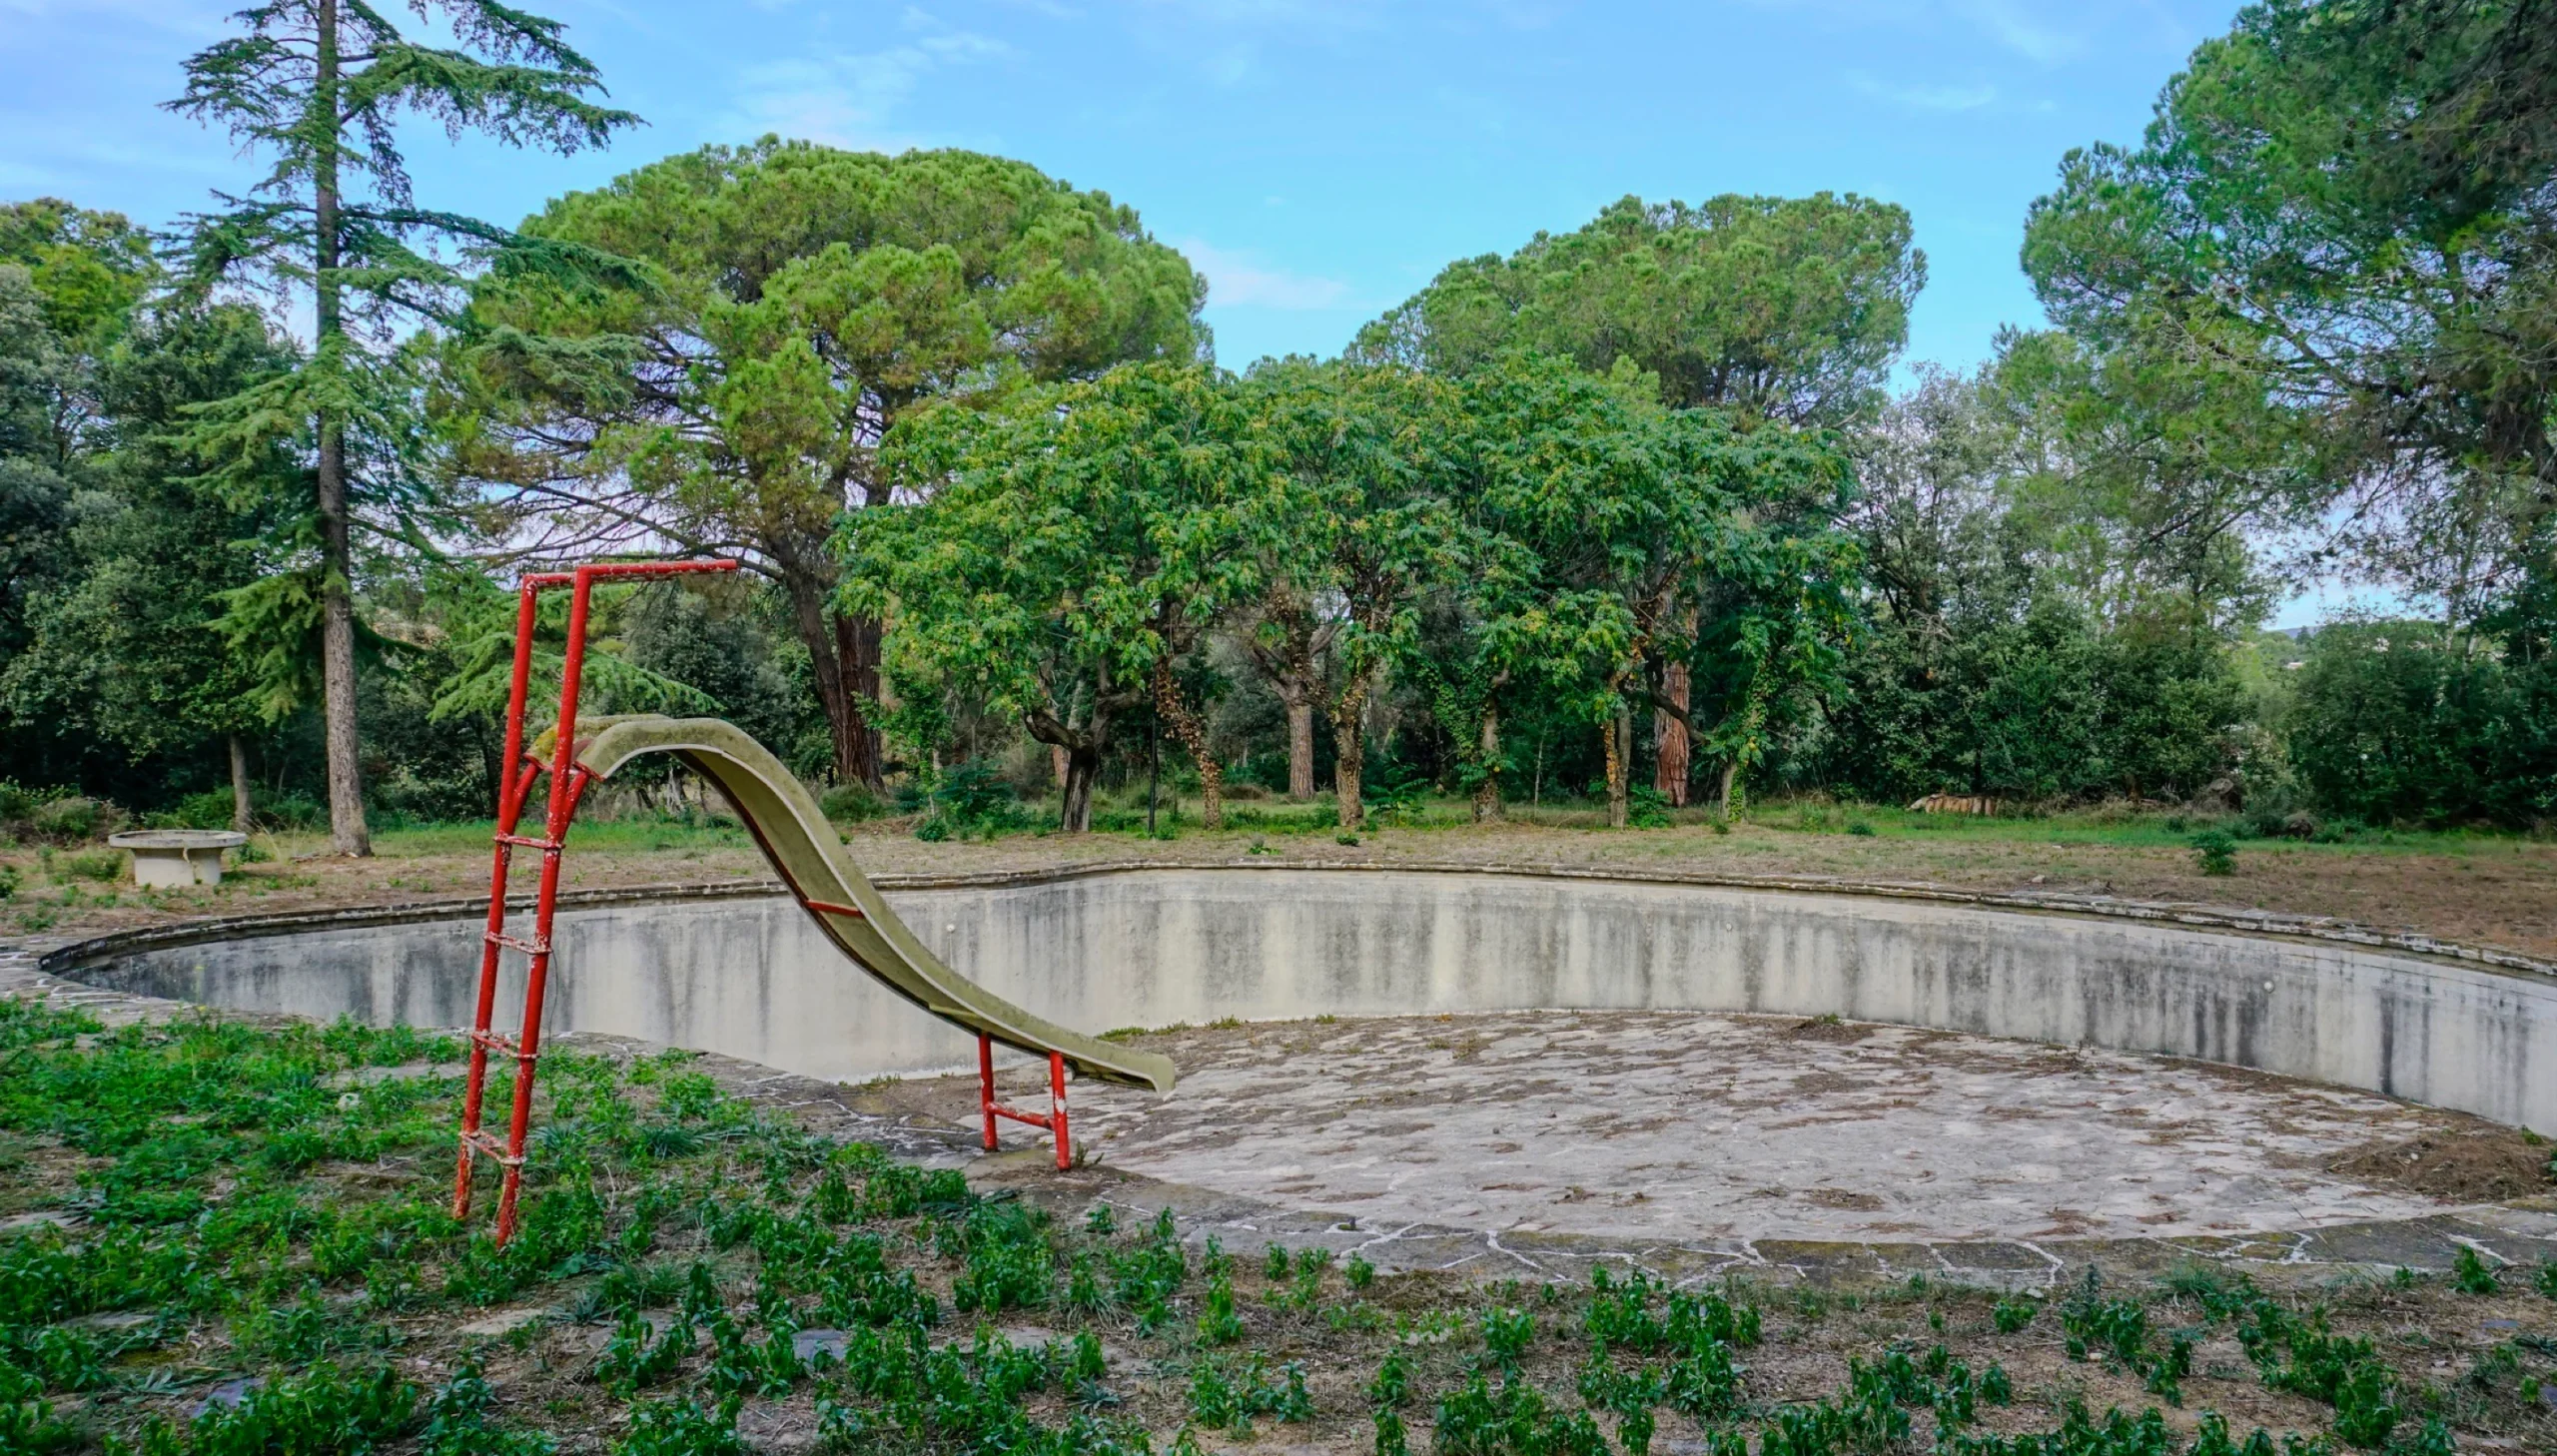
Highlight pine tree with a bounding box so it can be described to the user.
[166,0,638,855]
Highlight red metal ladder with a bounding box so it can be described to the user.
[451,558,737,1246]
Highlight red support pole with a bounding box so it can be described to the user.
[1049,1051,1072,1171]
[979,1034,1000,1151]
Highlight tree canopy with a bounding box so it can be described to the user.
[2022,0,2557,629]
[1354,193,1924,425]
[453,140,1210,787]
[165,0,637,854]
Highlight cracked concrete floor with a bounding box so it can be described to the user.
[995,1012,2482,1244]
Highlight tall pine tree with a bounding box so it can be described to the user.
[167,0,638,854]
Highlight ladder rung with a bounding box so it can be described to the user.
[989,1101,1056,1131]
[471,1029,534,1063]
[495,833,562,851]
[803,899,867,920]
[484,931,550,956]
[459,1127,524,1167]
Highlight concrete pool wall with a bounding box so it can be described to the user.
[45,864,2557,1130]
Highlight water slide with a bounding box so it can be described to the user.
[563,714,1178,1092]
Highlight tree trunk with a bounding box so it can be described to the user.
[779,561,882,788]
[832,609,884,787]
[228,734,253,833]
[1331,676,1368,832]
[1654,661,1691,808]
[1060,744,1099,833]
[1604,703,1631,829]
[1152,659,1222,830]
[1717,761,1740,819]
[312,0,369,858]
[1284,695,1316,799]
[1472,706,1501,822]
[1051,744,1068,792]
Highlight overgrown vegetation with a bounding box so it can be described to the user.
[0,1000,2542,1453]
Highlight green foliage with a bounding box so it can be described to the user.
[1355,192,1924,426]
[2285,622,2556,827]
[1431,1371,1608,1456]
[1346,1251,1376,1290]
[615,1396,745,1456]
[908,760,1033,842]
[1199,1274,1243,1344]
[2022,0,2557,630]
[1822,598,2244,806]
[948,1200,1055,1314]
[149,1362,420,1456]
[2452,1244,2501,1295]
[457,141,1205,784]
[2191,829,2238,877]
[1188,1353,1312,1433]
[2061,1272,2194,1404]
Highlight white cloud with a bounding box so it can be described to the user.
[1847,70,1999,112]
[1948,0,2085,63]
[721,19,1008,150]
[1737,0,2090,66]
[1178,238,1351,311]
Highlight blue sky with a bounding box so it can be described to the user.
[5,0,2237,373]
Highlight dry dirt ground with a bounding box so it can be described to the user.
[12,814,2557,962]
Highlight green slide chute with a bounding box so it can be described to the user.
[565,715,1177,1092]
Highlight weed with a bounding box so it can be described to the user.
[1188,1353,1309,1433]
[1480,1306,1535,1371]
[1993,1296,2039,1333]
[1199,1274,1243,1344]
[617,1395,747,1456]
[1346,1251,1376,1290]
[2060,1272,2193,1403]
[2452,1244,2500,1295]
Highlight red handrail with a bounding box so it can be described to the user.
[452,558,739,1245]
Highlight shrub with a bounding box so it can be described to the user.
[2190,829,2237,876]
[30,798,113,843]
[910,760,1030,841]
[160,789,243,831]
[60,849,123,883]
[1626,787,1672,829]
[2286,619,2557,827]
[819,783,883,823]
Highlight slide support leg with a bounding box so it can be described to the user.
[979,1034,1000,1151]
[1050,1051,1072,1171]
[978,1033,1074,1168]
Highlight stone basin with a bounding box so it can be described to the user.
[106,830,247,888]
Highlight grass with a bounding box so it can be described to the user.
[7,786,2553,957]
[1,998,2550,1453]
